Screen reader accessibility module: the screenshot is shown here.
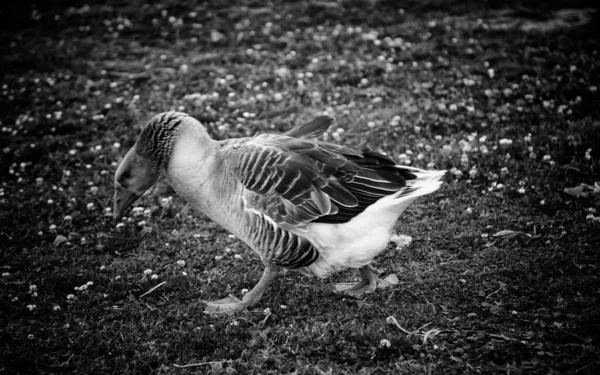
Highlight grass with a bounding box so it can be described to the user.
[1,0,599,373]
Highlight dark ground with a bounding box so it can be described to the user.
[1,1,599,374]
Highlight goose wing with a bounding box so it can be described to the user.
[222,134,417,230]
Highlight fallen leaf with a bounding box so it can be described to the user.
[564,182,600,198]
[493,230,531,238]
[53,235,68,246]
[564,184,588,198]
[493,230,517,237]
[378,274,399,288]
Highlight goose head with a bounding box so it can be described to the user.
[113,112,189,220]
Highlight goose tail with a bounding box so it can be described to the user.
[395,168,446,200]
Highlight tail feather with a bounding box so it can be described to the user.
[396,169,446,199]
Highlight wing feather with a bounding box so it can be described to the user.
[283,115,334,139]
[223,131,416,228]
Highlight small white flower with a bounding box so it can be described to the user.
[176,260,186,267]
[241,288,249,294]
[143,269,153,275]
[380,339,391,348]
[263,308,271,315]
[27,304,36,311]
[53,305,61,311]
[151,274,159,280]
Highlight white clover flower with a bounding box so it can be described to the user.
[53,305,61,311]
[518,187,525,194]
[380,339,391,348]
[27,304,36,311]
[151,274,159,280]
[241,288,249,294]
[143,269,153,275]
[234,254,242,259]
[176,260,186,267]
[215,255,223,260]
[160,197,172,207]
[263,308,271,315]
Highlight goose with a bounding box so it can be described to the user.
[113,111,445,313]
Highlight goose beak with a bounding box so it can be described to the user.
[113,186,140,222]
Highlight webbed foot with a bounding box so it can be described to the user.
[334,265,399,297]
[203,294,246,314]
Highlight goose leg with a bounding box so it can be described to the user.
[334,265,398,296]
[203,264,278,314]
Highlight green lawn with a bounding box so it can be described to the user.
[1,1,599,373]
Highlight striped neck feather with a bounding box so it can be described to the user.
[137,112,189,172]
